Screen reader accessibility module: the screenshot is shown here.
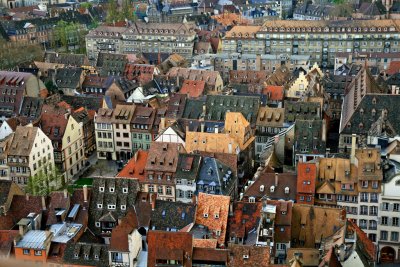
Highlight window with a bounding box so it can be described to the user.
[204,213,208,218]
[391,232,399,242]
[34,250,42,256]
[382,217,388,225]
[99,187,104,192]
[121,205,126,210]
[158,186,163,194]
[383,202,390,211]
[361,192,368,202]
[360,205,368,215]
[299,196,305,201]
[97,204,103,209]
[148,185,154,192]
[370,206,378,216]
[381,231,388,240]
[372,181,378,189]
[23,249,30,255]
[361,181,368,188]
[108,204,116,210]
[109,187,115,193]
[123,188,128,193]
[394,203,400,212]
[393,217,399,226]
[166,186,172,195]
[187,191,193,198]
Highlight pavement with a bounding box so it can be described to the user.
[72,153,119,181]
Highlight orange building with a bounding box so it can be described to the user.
[296,162,317,205]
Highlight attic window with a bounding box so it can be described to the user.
[97,204,102,209]
[109,187,115,193]
[249,197,255,203]
[94,255,99,260]
[372,98,377,104]
[95,222,100,227]
[74,253,79,259]
[216,230,221,236]
[214,213,219,219]
[372,109,376,116]
[99,187,104,192]
[285,187,290,194]
[121,205,126,210]
[123,188,128,193]
[84,254,89,260]
[203,213,209,218]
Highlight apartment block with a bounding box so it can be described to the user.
[112,104,135,161]
[95,108,116,160]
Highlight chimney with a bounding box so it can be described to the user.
[228,143,233,153]
[321,119,327,142]
[275,173,279,186]
[64,189,68,198]
[19,224,25,237]
[200,123,205,132]
[134,150,139,162]
[185,125,189,134]
[64,113,69,120]
[214,125,218,134]
[25,193,30,201]
[41,196,46,211]
[151,194,156,211]
[350,134,357,163]
[202,104,206,114]
[160,117,166,130]
[83,185,88,203]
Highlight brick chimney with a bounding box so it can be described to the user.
[41,196,46,211]
[83,185,88,203]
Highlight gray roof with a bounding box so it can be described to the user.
[8,126,38,157]
[284,101,321,123]
[150,200,195,231]
[175,153,202,181]
[196,157,236,196]
[89,177,140,234]
[15,230,48,249]
[55,68,82,89]
[63,242,109,267]
[294,119,326,154]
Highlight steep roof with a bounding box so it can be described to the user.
[116,150,148,181]
[109,209,138,252]
[150,200,195,231]
[179,80,206,99]
[8,126,38,156]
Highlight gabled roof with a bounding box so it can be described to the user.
[8,126,38,156]
[229,201,262,242]
[116,150,148,181]
[264,85,284,101]
[228,244,270,267]
[109,209,138,252]
[316,180,335,194]
[179,80,206,99]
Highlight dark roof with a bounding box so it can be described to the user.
[150,200,195,231]
[0,181,13,207]
[96,53,128,76]
[46,191,70,225]
[205,95,260,124]
[197,156,236,196]
[45,52,86,66]
[89,177,140,234]
[358,1,386,16]
[55,68,82,89]
[182,99,206,119]
[175,153,202,181]
[229,201,262,242]
[340,94,400,137]
[63,243,109,266]
[294,2,334,18]
[228,244,270,267]
[284,101,321,123]
[294,119,326,154]
[60,95,103,111]
[19,96,43,121]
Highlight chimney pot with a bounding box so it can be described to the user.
[83,185,88,203]
[275,173,279,186]
[25,193,30,201]
[41,196,46,211]
[63,189,68,198]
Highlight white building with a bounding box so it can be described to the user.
[95,108,116,160]
[377,171,400,263]
[7,125,55,189]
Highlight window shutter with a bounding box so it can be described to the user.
[389,203,394,212]
[388,217,392,226]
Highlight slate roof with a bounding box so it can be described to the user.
[44,52,86,66]
[175,153,202,181]
[358,1,386,16]
[165,93,187,120]
[96,53,128,76]
[150,200,195,231]
[197,156,236,196]
[205,95,260,124]
[284,101,321,123]
[55,68,82,89]
[294,119,326,155]
[60,95,103,112]
[46,191,70,226]
[63,243,109,266]
[82,75,114,91]
[0,181,13,207]
[294,2,334,18]
[182,99,205,119]
[340,94,400,137]
[19,97,43,121]
[89,177,140,234]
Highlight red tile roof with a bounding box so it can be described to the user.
[117,150,148,181]
[263,85,284,101]
[296,162,317,194]
[387,61,400,75]
[147,231,193,266]
[347,219,376,262]
[110,209,139,252]
[0,230,18,256]
[267,200,293,243]
[180,80,206,98]
[195,193,230,247]
[229,201,262,240]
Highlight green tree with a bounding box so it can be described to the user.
[106,0,119,23]
[26,163,64,196]
[0,39,43,70]
[45,80,58,94]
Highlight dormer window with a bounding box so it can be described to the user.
[84,254,89,260]
[94,254,99,260]
[249,197,255,203]
[121,205,126,210]
[123,188,128,193]
[216,230,221,236]
[109,187,115,193]
[108,204,116,210]
[97,204,102,209]
[270,186,275,193]
[214,213,219,219]
[285,187,290,194]
[74,253,79,259]
[95,222,100,227]
[99,187,104,192]
[203,213,208,218]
